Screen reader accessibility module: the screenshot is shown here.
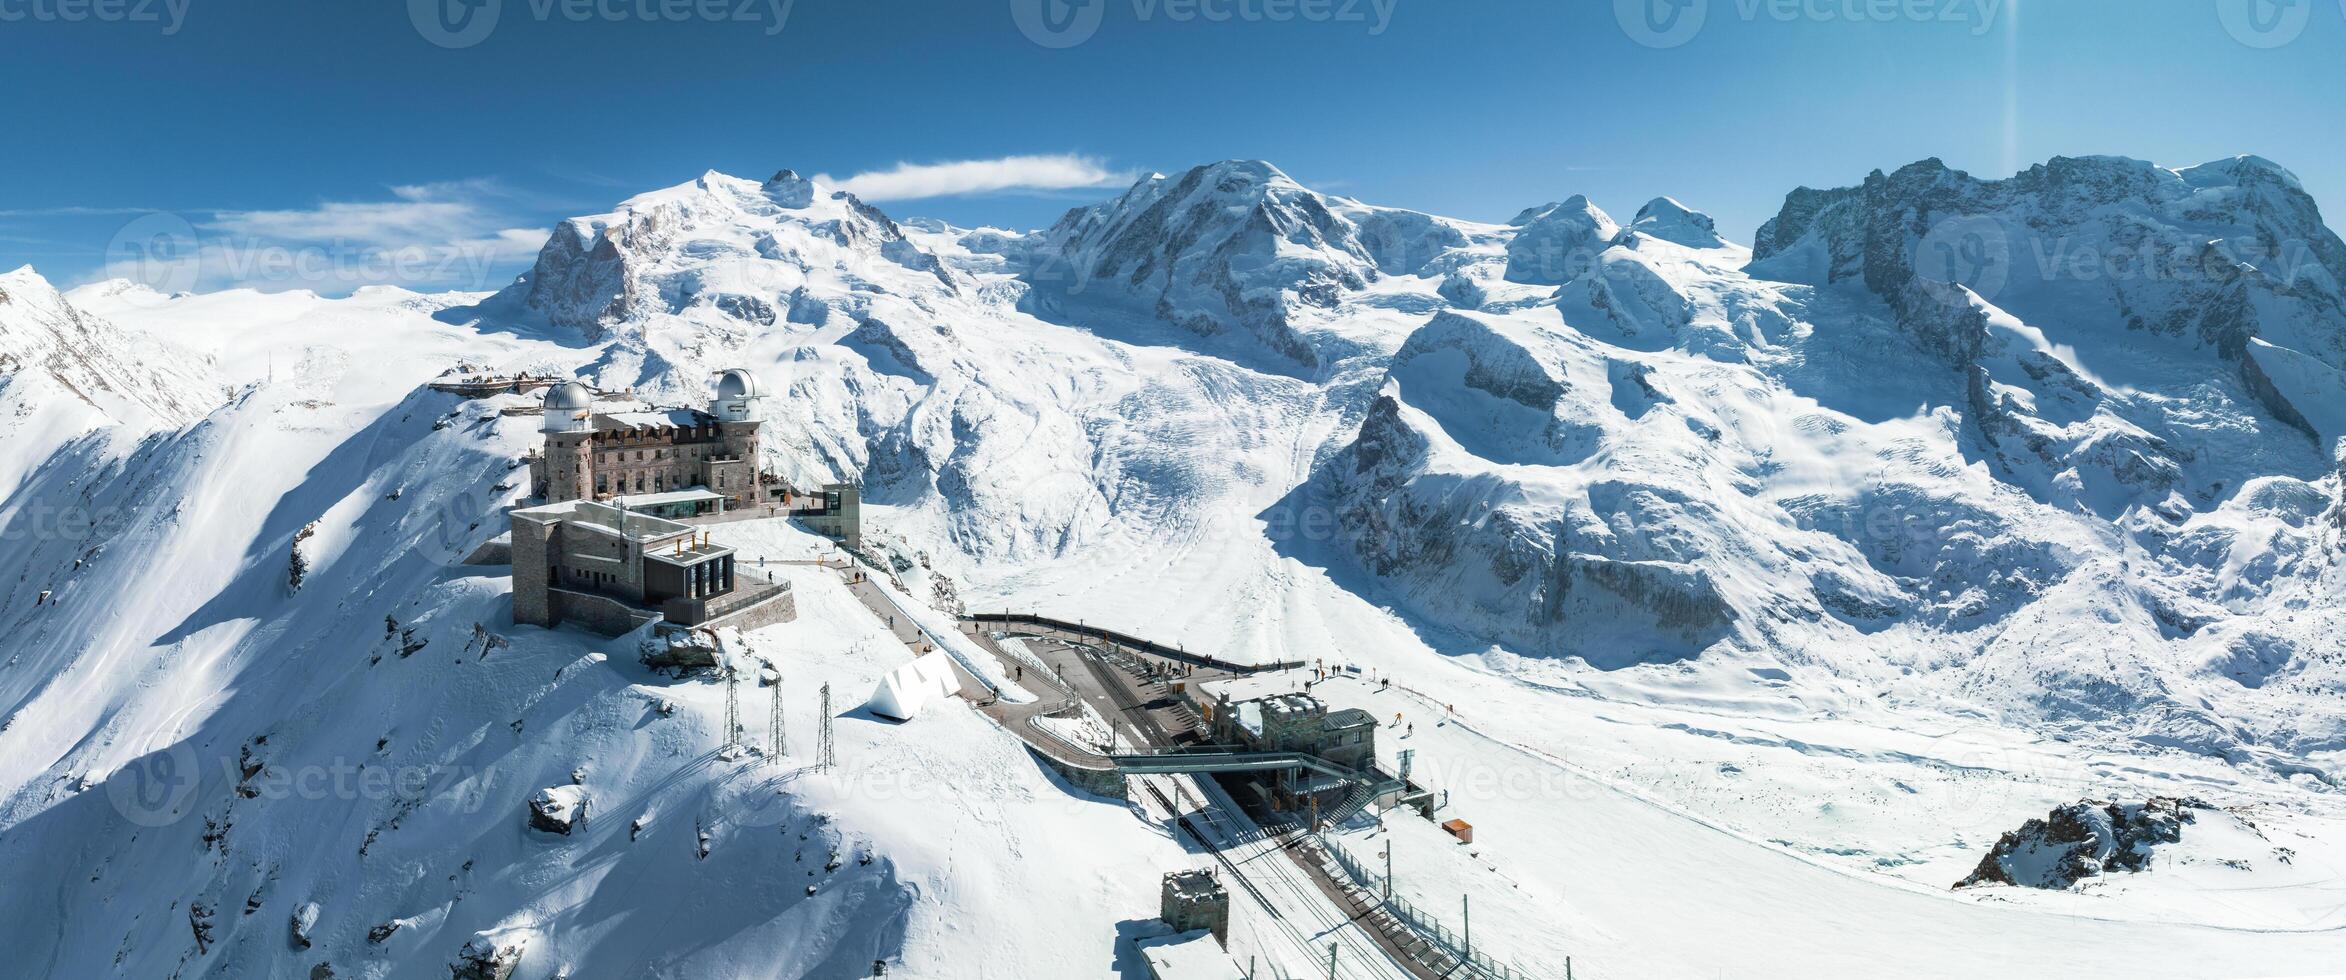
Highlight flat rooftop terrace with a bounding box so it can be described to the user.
[512,499,694,543]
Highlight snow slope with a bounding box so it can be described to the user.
[0,275,1203,978]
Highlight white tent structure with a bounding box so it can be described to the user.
[867,654,962,720]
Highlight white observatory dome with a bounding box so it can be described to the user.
[711,368,764,421]
[541,382,594,433]
[715,368,762,401]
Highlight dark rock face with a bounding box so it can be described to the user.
[2330,441,2346,538]
[1958,797,2212,889]
[1749,156,2346,446]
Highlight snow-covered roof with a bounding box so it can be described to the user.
[596,408,710,431]
[512,499,693,543]
[610,487,725,509]
[1135,931,1241,979]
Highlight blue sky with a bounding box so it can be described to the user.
[3,0,2344,294]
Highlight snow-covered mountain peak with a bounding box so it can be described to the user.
[762,167,819,207]
[1029,159,1484,369]
[1508,194,1601,228]
[64,276,185,309]
[1621,196,1731,250]
[504,166,960,380]
[1503,195,1620,285]
[0,265,220,436]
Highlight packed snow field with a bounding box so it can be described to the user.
[1,153,2342,978]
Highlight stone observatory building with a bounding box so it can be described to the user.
[529,369,767,515]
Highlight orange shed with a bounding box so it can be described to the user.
[1442,819,1474,844]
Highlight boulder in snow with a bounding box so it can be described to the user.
[290,901,320,950]
[1958,797,2212,889]
[451,935,527,980]
[528,786,588,835]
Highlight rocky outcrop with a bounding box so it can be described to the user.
[287,521,319,594]
[1958,797,2212,889]
[290,901,319,950]
[451,935,526,980]
[527,786,586,835]
[2329,441,2346,549]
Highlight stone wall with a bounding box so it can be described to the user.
[550,520,643,602]
[510,516,556,628]
[694,587,797,634]
[548,588,659,636]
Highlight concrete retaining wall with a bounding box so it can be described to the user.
[548,589,658,636]
[967,613,1305,674]
[695,587,797,634]
[1026,746,1127,801]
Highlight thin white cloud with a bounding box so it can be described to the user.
[207,179,507,247]
[91,180,549,295]
[819,154,1132,202]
